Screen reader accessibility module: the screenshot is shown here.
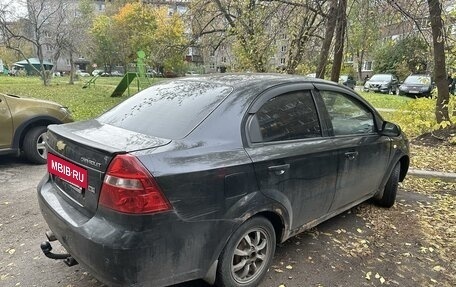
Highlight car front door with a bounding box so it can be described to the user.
[315,85,391,211]
[0,94,13,149]
[244,85,338,230]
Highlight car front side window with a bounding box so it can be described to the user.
[254,91,321,143]
[320,91,375,136]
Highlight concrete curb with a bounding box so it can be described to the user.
[408,169,456,182]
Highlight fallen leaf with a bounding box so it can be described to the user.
[274,269,284,273]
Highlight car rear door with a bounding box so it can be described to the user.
[244,84,338,230]
[0,94,13,149]
[314,84,391,210]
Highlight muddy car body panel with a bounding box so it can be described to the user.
[38,74,409,287]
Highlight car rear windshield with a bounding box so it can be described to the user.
[98,81,233,139]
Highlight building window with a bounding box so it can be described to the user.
[280,58,286,65]
[362,61,373,71]
[281,46,287,52]
[210,63,215,69]
[210,50,215,57]
[66,59,71,66]
[221,56,227,63]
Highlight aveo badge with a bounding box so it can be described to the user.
[47,153,88,189]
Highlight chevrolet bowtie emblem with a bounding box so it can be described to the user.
[56,140,66,151]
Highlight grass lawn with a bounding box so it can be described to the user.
[0,75,161,120]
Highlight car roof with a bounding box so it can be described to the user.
[175,73,340,91]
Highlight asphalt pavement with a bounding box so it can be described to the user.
[0,155,452,287]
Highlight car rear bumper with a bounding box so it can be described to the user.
[37,174,235,287]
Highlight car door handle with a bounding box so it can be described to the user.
[344,151,359,160]
[268,164,290,175]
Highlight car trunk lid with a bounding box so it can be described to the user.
[46,120,171,217]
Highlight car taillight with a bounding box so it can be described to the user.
[99,154,171,214]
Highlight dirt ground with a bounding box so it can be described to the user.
[0,154,455,287]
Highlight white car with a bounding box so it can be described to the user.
[76,70,90,77]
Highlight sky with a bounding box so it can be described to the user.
[0,0,27,20]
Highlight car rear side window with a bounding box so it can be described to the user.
[254,91,321,142]
[320,91,375,136]
[98,81,233,139]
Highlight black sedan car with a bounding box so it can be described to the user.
[338,75,356,89]
[38,74,409,287]
[398,74,434,98]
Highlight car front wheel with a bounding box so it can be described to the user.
[216,216,276,287]
[376,162,400,208]
[23,126,48,164]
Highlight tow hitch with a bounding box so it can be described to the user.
[40,231,78,267]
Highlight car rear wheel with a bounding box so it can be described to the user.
[376,162,400,208]
[23,126,48,164]
[215,216,276,287]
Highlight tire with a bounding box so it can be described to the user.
[215,217,276,287]
[377,162,400,208]
[23,126,48,164]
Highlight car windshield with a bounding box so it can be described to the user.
[404,75,431,85]
[98,81,233,139]
[370,74,391,81]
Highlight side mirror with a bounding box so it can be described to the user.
[381,121,401,137]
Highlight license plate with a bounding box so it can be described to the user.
[48,153,88,189]
[410,90,419,93]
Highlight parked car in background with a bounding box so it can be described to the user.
[146,69,163,78]
[398,74,434,98]
[363,74,399,94]
[38,74,409,287]
[185,71,200,76]
[110,70,124,77]
[0,93,73,164]
[339,75,356,89]
[76,70,90,77]
[91,69,104,76]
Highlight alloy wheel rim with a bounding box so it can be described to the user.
[231,227,269,284]
[37,132,47,159]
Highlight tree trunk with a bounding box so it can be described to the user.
[427,0,450,123]
[331,0,347,82]
[69,51,75,85]
[316,0,338,79]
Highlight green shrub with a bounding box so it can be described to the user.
[388,97,455,138]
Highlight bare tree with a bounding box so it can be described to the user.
[316,0,338,78]
[427,0,450,123]
[0,0,64,85]
[330,0,347,82]
[283,1,326,74]
[385,0,451,123]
